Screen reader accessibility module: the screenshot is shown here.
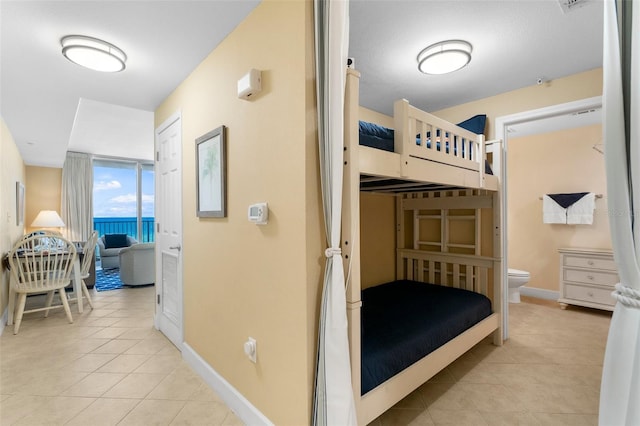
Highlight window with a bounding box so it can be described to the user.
[93,158,155,242]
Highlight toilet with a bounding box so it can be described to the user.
[508,268,530,303]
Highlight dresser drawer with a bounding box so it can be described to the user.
[563,254,617,271]
[564,284,615,307]
[564,269,618,287]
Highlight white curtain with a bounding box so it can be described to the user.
[61,152,93,242]
[312,0,356,425]
[599,1,640,424]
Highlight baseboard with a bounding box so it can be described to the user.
[519,286,559,301]
[182,343,273,426]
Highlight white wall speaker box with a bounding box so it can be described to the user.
[237,69,262,100]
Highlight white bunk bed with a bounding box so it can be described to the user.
[342,69,503,425]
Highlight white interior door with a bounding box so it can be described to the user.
[154,112,183,350]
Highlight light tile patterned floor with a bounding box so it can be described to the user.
[0,285,241,426]
[368,297,612,426]
[1,287,611,426]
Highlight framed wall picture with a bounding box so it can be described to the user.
[15,181,24,226]
[195,125,227,217]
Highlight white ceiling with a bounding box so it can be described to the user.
[1,0,603,168]
[349,0,603,115]
[0,0,260,167]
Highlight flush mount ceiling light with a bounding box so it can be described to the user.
[417,40,472,75]
[61,35,127,72]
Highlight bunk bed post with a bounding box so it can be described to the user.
[396,195,405,279]
[393,99,411,178]
[485,138,505,343]
[478,134,485,187]
[492,190,504,345]
[342,68,363,419]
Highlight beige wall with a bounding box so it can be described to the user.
[25,166,62,234]
[508,124,610,292]
[0,118,26,322]
[359,106,393,128]
[155,1,320,424]
[434,68,603,140]
[360,193,396,288]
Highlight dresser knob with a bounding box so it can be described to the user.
[588,291,594,297]
[587,275,594,280]
[588,260,595,266]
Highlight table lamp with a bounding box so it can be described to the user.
[31,210,65,233]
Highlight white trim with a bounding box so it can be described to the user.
[519,286,560,301]
[156,110,182,135]
[182,343,273,426]
[494,95,603,339]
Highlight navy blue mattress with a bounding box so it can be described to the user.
[361,280,492,395]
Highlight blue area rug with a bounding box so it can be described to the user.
[95,268,123,292]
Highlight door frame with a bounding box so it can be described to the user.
[494,95,602,339]
[153,110,184,349]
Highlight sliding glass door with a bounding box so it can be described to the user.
[93,158,155,242]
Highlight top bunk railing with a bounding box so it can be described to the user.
[394,99,485,186]
[345,68,500,192]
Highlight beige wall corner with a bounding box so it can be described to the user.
[25,166,62,234]
[360,193,396,288]
[0,118,26,323]
[155,1,320,423]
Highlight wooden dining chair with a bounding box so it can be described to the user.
[8,234,77,334]
[63,230,98,310]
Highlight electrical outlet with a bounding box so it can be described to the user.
[244,337,257,363]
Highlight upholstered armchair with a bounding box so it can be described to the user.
[97,234,138,269]
[118,243,155,286]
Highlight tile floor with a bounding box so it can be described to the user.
[369,297,612,426]
[1,288,612,426]
[0,285,241,426]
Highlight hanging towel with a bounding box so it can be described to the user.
[543,195,567,224]
[548,192,589,209]
[567,192,596,224]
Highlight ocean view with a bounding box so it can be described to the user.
[93,217,155,242]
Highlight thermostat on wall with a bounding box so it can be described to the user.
[248,202,268,225]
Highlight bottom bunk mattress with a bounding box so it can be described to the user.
[361,280,492,395]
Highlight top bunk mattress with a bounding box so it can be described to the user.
[361,280,492,395]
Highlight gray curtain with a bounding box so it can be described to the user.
[312,0,356,424]
[599,0,640,424]
[61,152,93,241]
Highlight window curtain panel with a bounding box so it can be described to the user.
[599,1,640,424]
[312,0,356,425]
[61,152,93,242]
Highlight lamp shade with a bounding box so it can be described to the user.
[31,210,65,228]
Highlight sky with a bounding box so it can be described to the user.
[93,165,154,218]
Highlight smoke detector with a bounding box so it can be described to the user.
[558,0,590,13]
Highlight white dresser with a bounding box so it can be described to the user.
[558,248,618,311]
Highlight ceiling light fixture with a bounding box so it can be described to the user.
[61,35,127,72]
[417,40,472,75]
